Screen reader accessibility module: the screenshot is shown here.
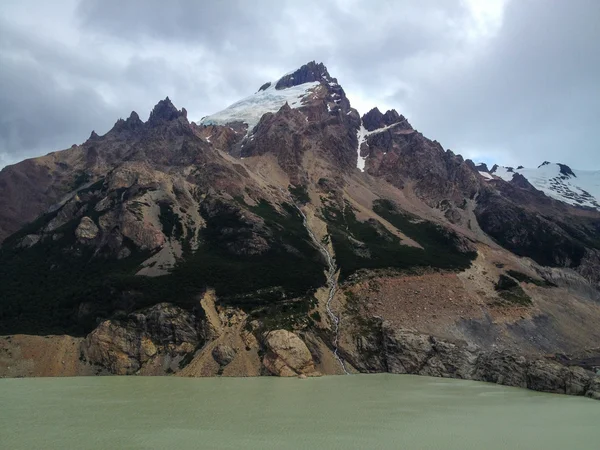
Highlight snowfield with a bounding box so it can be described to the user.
[486,162,600,209]
[199,81,319,131]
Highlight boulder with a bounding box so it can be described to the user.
[262,330,317,376]
[586,376,600,400]
[75,217,99,242]
[212,345,236,367]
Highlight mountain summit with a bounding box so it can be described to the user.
[0,62,599,397]
[274,61,334,89]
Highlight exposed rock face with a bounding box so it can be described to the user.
[147,97,187,126]
[364,129,480,206]
[262,329,318,377]
[362,108,412,132]
[475,189,586,268]
[75,217,99,242]
[240,84,359,179]
[83,303,203,375]
[110,111,144,134]
[342,323,600,399]
[275,61,331,89]
[240,104,310,182]
[199,197,271,255]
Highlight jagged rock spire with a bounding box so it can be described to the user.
[110,111,144,133]
[362,107,412,132]
[147,97,187,126]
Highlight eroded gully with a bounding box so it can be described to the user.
[291,201,349,374]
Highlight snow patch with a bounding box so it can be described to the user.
[356,123,368,171]
[200,81,319,132]
[355,120,410,172]
[492,166,515,181]
[486,163,600,209]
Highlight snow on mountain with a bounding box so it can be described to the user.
[356,123,368,171]
[199,81,319,131]
[485,162,600,209]
[355,120,413,172]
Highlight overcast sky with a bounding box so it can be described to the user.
[0,0,598,170]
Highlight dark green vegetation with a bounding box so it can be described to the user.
[159,203,184,239]
[321,198,476,280]
[474,191,600,268]
[494,274,532,306]
[183,198,325,310]
[245,295,319,334]
[0,191,325,335]
[288,184,310,204]
[506,270,556,288]
[72,171,91,189]
[0,218,148,335]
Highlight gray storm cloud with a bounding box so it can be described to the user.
[0,0,598,169]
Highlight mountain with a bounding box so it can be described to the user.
[0,62,599,398]
[476,162,600,210]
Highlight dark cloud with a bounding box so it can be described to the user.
[404,0,600,168]
[0,0,598,169]
[0,20,118,162]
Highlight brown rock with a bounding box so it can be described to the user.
[83,303,203,375]
[212,345,236,366]
[75,217,99,242]
[262,329,317,376]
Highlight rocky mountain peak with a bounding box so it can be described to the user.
[128,111,142,123]
[275,61,334,90]
[110,110,144,134]
[362,107,412,132]
[147,97,187,126]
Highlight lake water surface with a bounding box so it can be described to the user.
[0,374,598,449]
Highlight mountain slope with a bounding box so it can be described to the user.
[0,62,599,396]
[478,162,600,210]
